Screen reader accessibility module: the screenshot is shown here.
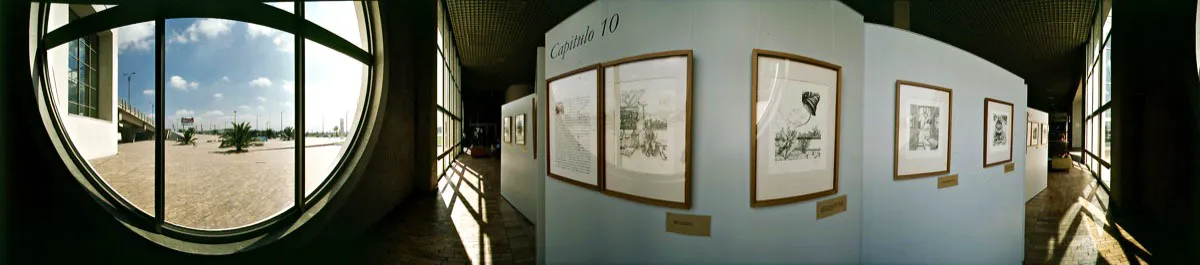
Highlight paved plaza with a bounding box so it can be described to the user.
[87,134,346,230]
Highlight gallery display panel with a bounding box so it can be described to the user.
[750,49,842,207]
[983,98,1014,167]
[601,50,694,209]
[546,64,604,190]
[893,80,953,180]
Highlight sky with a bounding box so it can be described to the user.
[113,2,365,133]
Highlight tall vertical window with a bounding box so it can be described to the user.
[434,0,463,179]
[1083,3,1112,187]
[67,12,101,118]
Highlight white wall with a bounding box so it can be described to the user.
[542,1,864,263]
[861,24,1027,264]
[1026,108,1049,201]
[42,4,119,160]
[500,95,538,223]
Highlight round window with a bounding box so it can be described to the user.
[28,1,380,248]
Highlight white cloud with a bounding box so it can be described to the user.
[175,109,195,117]
[246,23,277,39]
[169,76,197,90]
[272,36,294,53]
[142,89,154,95]
[170,19,233,44]
[280,101,292,106]
[249,77,273,87]
[213,93,223,99]
[280,80,294,92]
[204,110,224,116]
[239,105,252,111]
[117,22,155,51]
[257,96,267,103]
[257,105,266,111]
[221,76,230,82]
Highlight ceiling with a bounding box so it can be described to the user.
[444,0,593,93]
[445,0,1098,112]
[840,0,1099,112]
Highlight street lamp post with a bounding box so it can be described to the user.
[123,72,136,106]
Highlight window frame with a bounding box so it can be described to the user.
[67,11,102,118]
[1082,1,1112,188]
[30,1,382,246]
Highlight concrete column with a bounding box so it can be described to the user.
[893,0,910,30]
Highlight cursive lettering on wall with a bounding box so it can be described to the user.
[550,13,620,60]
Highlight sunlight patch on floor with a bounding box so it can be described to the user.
[443,161,496,265]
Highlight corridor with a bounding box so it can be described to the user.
[1023,163,1150,265]
[358,156,536,265]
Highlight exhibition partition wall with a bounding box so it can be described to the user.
[537,1,1027,264]
[1026,108,1049,201]
[542,1,864,263]
[862,24,1026,264]
[501,95,538,223]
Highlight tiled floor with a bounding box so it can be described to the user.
[359,156,536,265]
[1024,163,1151,265]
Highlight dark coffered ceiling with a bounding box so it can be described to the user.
[840,0,1099,113]
[444,0,593,93]
[446,0,1097,112]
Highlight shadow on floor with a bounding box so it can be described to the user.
[356,156,536,265]
[1024,162,1151,265]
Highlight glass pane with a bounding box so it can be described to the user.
[1103,110,1111,162]
[1103,38,1112,104]
[266,2,295,14]
[304,39,366,198]
[306,1,365,50]
[1101,165,1111,187]
[44,21,157,217]
[437,52,445,107]
[165,19,295,230]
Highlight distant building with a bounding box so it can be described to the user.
[41,4,120,160]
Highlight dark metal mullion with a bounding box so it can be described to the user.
[154,16,166,232]
[294,1,305,211]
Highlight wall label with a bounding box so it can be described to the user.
[937,174,959,189]
[1004,163,1015,172]
[549,13,620,60]
[665,212,711,236]
[816,195,848,220]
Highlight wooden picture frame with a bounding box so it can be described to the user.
[750,49,841,207]
[983,98,1014,167]
[893,80,953,180]
[599,50,693,209]
[533,97,537,158]
[545,64,604,190]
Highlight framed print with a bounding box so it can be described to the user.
[546,64,603,190]
[601,50,693,209]
[502,116,512,143]
[533,98,538,158]
[984,98,1014,167]
[1040,123,1047,145]
[515,114,527,146]
[893,80,952,180]
[751,49,841,207]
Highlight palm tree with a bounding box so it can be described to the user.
[220,122,254,152]
[280,126,294,141]
[178,128,196,145]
